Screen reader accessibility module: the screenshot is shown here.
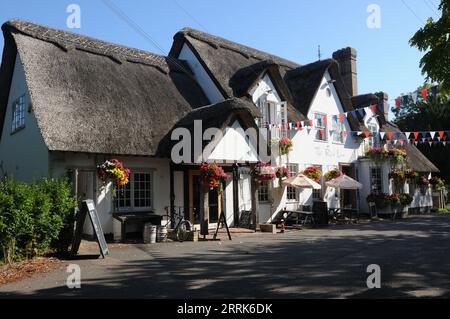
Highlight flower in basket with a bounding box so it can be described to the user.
[429,176,445,189]
[417,176,430,186]
[278,136,293,155]
[97,159,130,187]
[200,162,228,190]
[398,193,413,205]
[324,169,342,181]
[275,166,290,179]
[252,162,276,183]
[386,193,401,206]
[405,169,419,180]
[388,168,406,182]
[302,166,322,183]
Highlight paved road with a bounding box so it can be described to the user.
[1,214,450,298]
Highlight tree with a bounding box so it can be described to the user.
[392,84,450,184]
[410,1,450,92]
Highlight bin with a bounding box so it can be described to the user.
[143,223,157,244]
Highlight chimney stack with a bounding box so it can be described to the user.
[332,47,358,97]
[375,92,389,123]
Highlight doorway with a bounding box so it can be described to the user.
[189,170,220,228]
[339,164,357,209]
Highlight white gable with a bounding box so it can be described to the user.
[207,120,259,163]
[251,74,282,105]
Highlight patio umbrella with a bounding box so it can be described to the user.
[282,174,322,189]
[325,174,362,189]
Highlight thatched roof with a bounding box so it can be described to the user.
[170,28,304,122]
[0,20,210,156]
[284,59,362,131]
[381,122,439,172]
[156,98,261,158]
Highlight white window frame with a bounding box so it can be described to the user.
[370,167,383,194]
[331,115,344,144]
[11,95,26,133]
[258,181,270,203]
[286,164,299,201]
[314,112,328,142]
[116,171,154,212]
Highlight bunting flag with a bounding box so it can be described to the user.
[412,92,418,103]
[395,98,401,108]
[338,113,344,123]
[421,88,428,101]
[387,132,394,140]
[431,85,439,97]
[371,104,378,113]
[430,131,436,139]
[380,132,386,140]
[402,95,409,106]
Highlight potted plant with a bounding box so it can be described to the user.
[302,166,322,183]
[279,136,294,155]
[324,169,342,181]
[200,162,228,190]
[389,168,406,183]
[97,159,130,187]
[252,162,276,183]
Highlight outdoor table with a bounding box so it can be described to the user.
[282,210,316,226]
[328,208,359,222]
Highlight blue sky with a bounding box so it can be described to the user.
[0,0,442,104]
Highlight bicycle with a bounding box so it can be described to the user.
[165,206,193,242]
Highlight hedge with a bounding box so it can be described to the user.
[0,178,77,264]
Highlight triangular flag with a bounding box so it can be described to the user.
[402,95,409,106]
[405,132,411,139]
[413,132,419,139]
[429,141,432,147]
[395,98,401,107]
[421,132,427,138]
[433,141,438,145]
[364,131,370,138]
[350,110,357,118]
[371,104,377,113]
[431,85,438,96]
[430,131,436,139]
[438,131,444,138]
[380,132,386,140]
[438,137,441,142]
[343,130,348,138]
[414,141,418,146]
[421,88,428,101]
[422,138,426,143]
[357,109,365,117]
[309,119,313,127]
[323,116,327,126]
[387,132,393,140]
[412,92,418,103]
[395,132,402,139]
[320,129,325,136]
[338,113,344,123]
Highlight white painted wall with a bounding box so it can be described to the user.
[207,120,259,163]
[0,54,49,181]
[178,43,224,104]
[50,152,171,235]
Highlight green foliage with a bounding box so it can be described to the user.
[392,84,450,183]
[0,178,77,264]
[410,1,450,92]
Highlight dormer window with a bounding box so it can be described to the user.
[11,95,26,133]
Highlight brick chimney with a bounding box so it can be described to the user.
[375,92,389,123]
[332,47,358,96]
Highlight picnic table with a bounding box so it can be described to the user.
[281,210,316,226]
[328,208,359,223]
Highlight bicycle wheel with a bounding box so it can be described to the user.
[176,220,192,242]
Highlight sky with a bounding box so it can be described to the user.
[0,0,442,106]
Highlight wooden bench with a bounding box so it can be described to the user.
[113,212,162,242]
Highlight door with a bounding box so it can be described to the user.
[189,170,221,228]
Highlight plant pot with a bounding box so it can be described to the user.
[259,223,276,234]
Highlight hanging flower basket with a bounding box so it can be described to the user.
[200,162,228,190]
[279,136,293,155]
[405,169,419,181]
[365,147,407,165]
[388,168,406,183]
[97,159,130,187]
[429,176,445,190]
[252,162,276,183]
[417,176,430,186]
[302,166,322,183]
[324,169,342,181]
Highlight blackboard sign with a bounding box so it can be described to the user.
[239,210,252,228]
[71,199,109,258]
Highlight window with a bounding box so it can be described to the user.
[11,95,26,133]
[286,164,299,201]
[116,172,153,211]
[258,181,269,202]
[331,115,344,143]
[314,113,327,141]
[370,167,382,194]
[310,164,323,200]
